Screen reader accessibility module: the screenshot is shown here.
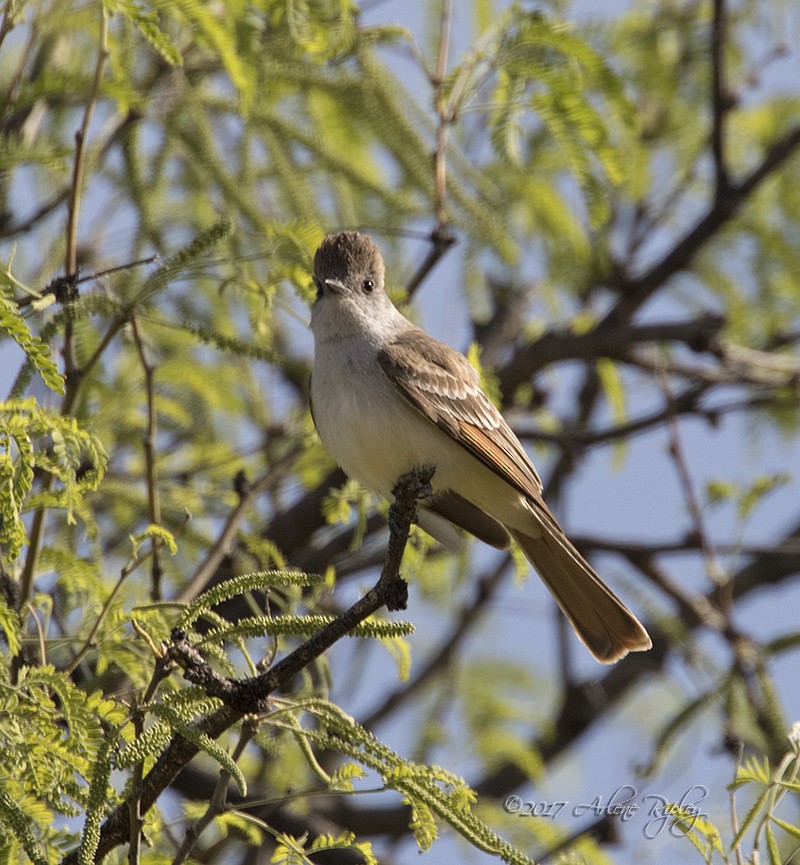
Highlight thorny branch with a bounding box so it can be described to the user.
[170,465,433,713]
[60,466,434,865]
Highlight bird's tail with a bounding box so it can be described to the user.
[509,528,651,664]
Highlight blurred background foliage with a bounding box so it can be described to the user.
[1,0,800,863]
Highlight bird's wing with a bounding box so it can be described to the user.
[377,328,542,501]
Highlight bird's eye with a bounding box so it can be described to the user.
[363,278,375,293]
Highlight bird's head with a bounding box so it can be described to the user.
[311,232,401,342]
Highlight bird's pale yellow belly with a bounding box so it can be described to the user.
[312,353,535,535]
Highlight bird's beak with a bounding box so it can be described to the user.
[323,278,347,295]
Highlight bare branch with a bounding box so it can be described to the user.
[362,554,512,729]
[711,0,732,200]
[659,370,726,585]
[131,317,163,601]
[63,6,109,386]
[404,0,458,299]
[178,468,281,604]
[601,125,800,329]
[498,314,725,394]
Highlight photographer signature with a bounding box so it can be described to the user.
[504,784,710,838]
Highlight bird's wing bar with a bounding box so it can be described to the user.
[378,328,542,501]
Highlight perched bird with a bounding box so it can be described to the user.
[309,231,651,663]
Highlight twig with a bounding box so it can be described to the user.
[65,6,108,277]
[514,382,707,449]
[729,740,746,865]
[74,256,161,285]
[26,602,47,666]
[498,313,726,393]
[4,110,142,238]
[600,124,800,330]
[14,8,111,627]
[177,468,278,604]
[404,0,457,298]
[624,554,726,632]
[13,255,159,310]
[362,553,511,729]
[572,533,800,564]
[63,5,109,385]
[404,227,457,298]
[718,341,800,376]
[543,366,600,505]
[172,722,256,865]
[658,370,726,588]
[171,465,435,713]
[65,536,172,676]
[384,15,504,302]
[710,0,731,202]
[433,0,452,230]
[405,4,518,300]
[71,313,129,387]
[623,350,797,388]
[518,385,800,454]
[17,510,49,621]
[131,317,163,601]
[0,2,17,53]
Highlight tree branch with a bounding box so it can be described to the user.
[710,0,732,201]
[601,125,800,329]
[362,554,512,729]
[131,316,163,602]
[61,466,434,865]
[499,313,725,394]
[307,519,800,834]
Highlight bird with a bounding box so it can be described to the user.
[309,231,651,663]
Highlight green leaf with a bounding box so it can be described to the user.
[104,0,184,66]
[0,596,21,655]
[771,815,800,843]
[0,788,48,865]
[0,293,64,395]
[765,821,781,865]
[732,785,771,849]
[198,614,414,645]
[176,570,319,629]
[737,473,791,519]
[77,733,117,865]
[0,399,107,560]
[130,523,178,556]
[149,703,247,796]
